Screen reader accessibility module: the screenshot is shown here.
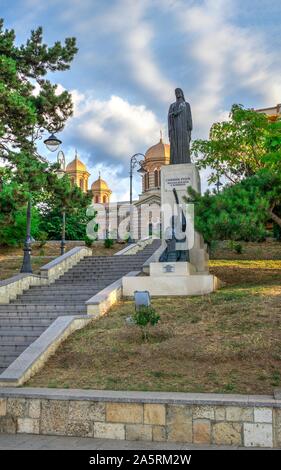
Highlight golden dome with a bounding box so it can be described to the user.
[66,151,88,173]
[145,137,170,164]
[91,175,112,193]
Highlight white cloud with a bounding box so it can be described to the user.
[68,91,164,161]
[160,0,281,136]
[84,0,175,103]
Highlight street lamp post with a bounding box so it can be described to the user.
[61,209,66,255]
[20,132,62,273]
[215,173,223,193]
[56,150,67,256]
[20,199,32,273]
[128,153,146,243]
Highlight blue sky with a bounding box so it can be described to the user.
[2,0,281,199]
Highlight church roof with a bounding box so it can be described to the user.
[145,137,170,164]
[66,151,89,173]
[91,175,112,193]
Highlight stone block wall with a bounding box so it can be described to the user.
[0,390,281,447]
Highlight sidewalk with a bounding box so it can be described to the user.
[0,433,242,450]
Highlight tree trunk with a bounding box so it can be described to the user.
[269,209,281,229]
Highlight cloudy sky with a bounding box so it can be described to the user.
[2,0,281,199]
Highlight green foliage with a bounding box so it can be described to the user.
[0,18,78,235]
[185,170,281,243]
[191,104,281,232]
[84,236,94,248]
[0,205,41,246]
[234,243,243,254]
[0,18,77,166]
[273,222,281,241]
[133,306,160,342]
[192,104,281,185]
[41,206,92,241]
[104,238,114,249]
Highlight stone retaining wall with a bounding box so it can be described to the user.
[0,389,280,447]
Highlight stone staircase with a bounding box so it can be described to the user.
[0,240,160,374]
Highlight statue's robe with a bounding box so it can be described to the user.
[168,100,192,164]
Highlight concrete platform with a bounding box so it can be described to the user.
[122,271,221,296]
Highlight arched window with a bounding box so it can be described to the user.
[145,172,149,190]
[103,195,107,203]
[95,195,99,203]
[80,178,84,191]
[71,178,75,186]
[154,169,159,188]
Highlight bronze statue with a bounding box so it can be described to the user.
[168,88,192,164]
[159,189,190,262]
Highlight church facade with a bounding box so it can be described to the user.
[64,137,170,240]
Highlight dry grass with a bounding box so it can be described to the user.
[210,239,281,260]
[0,241,125,281]
[27,258,281,394]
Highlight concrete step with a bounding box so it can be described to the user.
[0,359,18,369]
[0,304,86,312]
[0,331,40,342]
[12,297,93,304]
[26,285,106,292]
[0,337,37,346]
[0,325,46,334]
[0,311,79,318]
[0,317,52,327]
[0,240,161,375]
[0,343,30,353]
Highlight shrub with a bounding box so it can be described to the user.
[84,236,93,248]
[132,306,160,341]
[234,243,243,254]
[104,238,114,249]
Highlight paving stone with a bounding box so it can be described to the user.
[144,404,166,426]
[152,425,167,442]
[166,405,192,443]
[94,422,125,440]
[254,407,272,423]
[214,406,226,421]
[7,398,27,418]
[106,403,143,424]
[17,417,39,434]
[0,416,17,433]
[66,421,93,437]
[225,406,253,422]
[28,399,41,419]
[192,405,215,420]
[212,422,242,446]
[88,402,106,422]
[244,423,273,448]
[40,399,69,435]
[193,419,211,444]
[0,398,6,416]
[126,424,153,441]
[68,401,90,422]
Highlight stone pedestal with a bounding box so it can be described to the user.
[160,163,208,273]
[122,270,221,297]
[122,163,221,298]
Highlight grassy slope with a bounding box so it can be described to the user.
[27,248,281,394]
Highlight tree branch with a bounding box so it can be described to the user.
[269,206,281,228]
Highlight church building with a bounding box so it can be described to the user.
[65,150,90,193]
[65,151,112,204]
